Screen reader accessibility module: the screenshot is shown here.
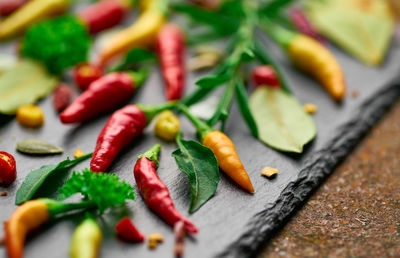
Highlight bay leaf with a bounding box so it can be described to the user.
[16,139,63,155]
[0,59,58,114]
[306,0,395,66]
[172,135,220,213]
[249,87,316,153]
[15,153,92,205]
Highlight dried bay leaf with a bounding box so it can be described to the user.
[16,139,63,155]
[249,87,316,153]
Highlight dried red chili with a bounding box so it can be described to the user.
[156,23,186,101]
[115,217,145,242]
[0,151,17,185]
[134,144,198,234]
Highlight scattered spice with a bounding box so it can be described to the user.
[303,103,318,114]
[261,167,278,178]
[16,104,45,128]
[148,233,164,249]
[73,149,85,159]
[1,190,8,196]
[174,221,186,258]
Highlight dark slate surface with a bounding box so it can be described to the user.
[1,12,400,258]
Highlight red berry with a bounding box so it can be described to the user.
[52,83,75,112]
[251,65,280,88]
[72,63,104,91]
[0,151,17,185]
[115,217,145,243]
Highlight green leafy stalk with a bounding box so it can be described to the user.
[172,133,220,213]
[15,153,93,205]
[235,79,259,138]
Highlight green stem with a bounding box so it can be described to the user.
[69,152,93,166]
[137,101,178,124]
[128,68,149,90]
[178,104,212,140]
[42,199,97,217]
[181,87,215,107]
[260,18,296,49]
[137,144,161,167]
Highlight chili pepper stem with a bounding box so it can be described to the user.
[137,101,178,124]
[261,18,296,49]
[127,68,149,90]
[137,144,161,167]
[41,199,97,217]
[178,104,212,140]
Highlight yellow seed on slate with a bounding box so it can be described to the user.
[148,233,164,249]
[261,167,278,178]
[74,149,85,159]
[303,103,318,114]
[16,104,45,127]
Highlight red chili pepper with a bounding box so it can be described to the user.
[156,23,186,101]
[78,0,130,34]
[134,144,198,234]
[0,151,17,185]
[90,102,176,172]
[289,7,327,45]
[0,0,27,16]
[51,83,75,112]
[60,71,146,124]
[72,63,104,91]
[115,217,145,242]
[251,65,280,88]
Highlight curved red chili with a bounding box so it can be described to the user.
[156,23,186,101]
[90,105,147,172]
[0,151,17,184]
[78,0,130,34]
[134,144,198,234]
[60,72,137,124]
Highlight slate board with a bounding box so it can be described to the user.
[1,10,400,258]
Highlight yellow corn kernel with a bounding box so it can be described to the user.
[303,103,318,114]
[73,149,85,159]
[261,167,278,178]
[154,110,180,142]
[16,105,45,128]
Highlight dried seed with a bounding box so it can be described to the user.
[16,139,63,155]
[148,233,164,249]
[261,167,278,178]
[303,103,318,114]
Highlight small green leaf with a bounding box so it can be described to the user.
[58,169,135,214]
[15,153,92,205]
[0,60,58,115]
[235,80,258,138]
[172,135,220,213]
[109,48,156,71]
[195,73,231,88]
[16,139,63,155]
[249,87,316,153]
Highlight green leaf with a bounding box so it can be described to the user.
[195,73,231,88]
[306,0,395,66]
[15,153,92,205]
[16,139,63,155]
[58,169,135,214]
[0,60,58,115]
[235,80,258,138]
[172,135,220,213]
[249,87,316,153]
[109,48,156,72]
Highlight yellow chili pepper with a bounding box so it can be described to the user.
[0,0,69,40]
[98,0,167,65]
[287,34,346,102]
[70,217,102,258]
[154,110,180,142]
[4,200,50,258]
[16,104,45,128]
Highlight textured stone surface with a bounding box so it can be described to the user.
[261,99,400,258]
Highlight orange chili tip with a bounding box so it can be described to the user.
[202,131,254,193]
[5,200,50,258]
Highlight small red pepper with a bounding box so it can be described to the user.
[115,217,145,242]
[78,0,130,34]
[134,144,198,234]
[60,71,146,124]
[90,102,176,172]
[251,65,280,88]
[0,151,17,185]
[51,83,75,112]
[0,0,27,16]
[156,23,186,101]
[72,63,104,91]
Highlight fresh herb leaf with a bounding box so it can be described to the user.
[195,73,231,88]
[16,139,63,155]
[0,60,58,115]
[15,153,92,205]
[172,133,220,213]
[249,87,316,153]
[235,80,258,138]
[58,169,135,213]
